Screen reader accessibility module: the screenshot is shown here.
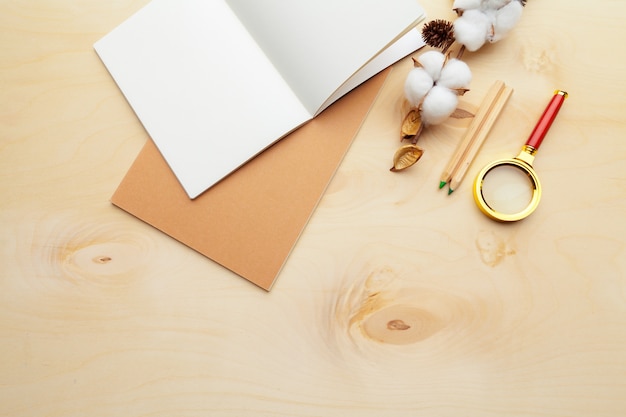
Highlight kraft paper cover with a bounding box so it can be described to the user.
[111,70,389,290]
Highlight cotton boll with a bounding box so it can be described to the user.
[482,0,511,11]
[453,0,481,11]
[404,68,434,107]
[421,86,459,125]
[438,59,472,89]
[490,0,523,42]
[453,9,491,51]
[483,7,498,26]
[417,51,446,81]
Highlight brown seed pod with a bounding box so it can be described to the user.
[421,19,455,51]
[390,144,424,172]
[401,109,423,141]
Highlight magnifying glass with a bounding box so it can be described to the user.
[473,90,568,222]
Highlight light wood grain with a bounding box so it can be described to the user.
[2,1,626,416]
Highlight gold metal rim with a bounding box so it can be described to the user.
[473,158,542,222]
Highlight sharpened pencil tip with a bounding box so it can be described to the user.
[448,188,454,195]
[439,181,447,189]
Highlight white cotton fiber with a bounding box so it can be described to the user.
[404,68,434,107]
[438,59,472,89]
[453,9,491,51]
[491,0,523,42]
[417,51,446,81]
[421,86,459,125]
[482,0,512,11]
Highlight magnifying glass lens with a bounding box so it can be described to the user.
[480,164,534,215]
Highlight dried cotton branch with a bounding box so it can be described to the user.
[393,0,527,171]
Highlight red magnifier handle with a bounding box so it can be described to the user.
[526,90,568,150]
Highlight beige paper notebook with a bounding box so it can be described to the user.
[96,0,424,198]
[111,70,389,290]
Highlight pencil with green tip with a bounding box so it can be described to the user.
[439,80,506,191]
[448,84,513,194]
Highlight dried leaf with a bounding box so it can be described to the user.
[390,144,424,172]
[401,109,423,140]
[450,108,475,119]
[452,88,470,96]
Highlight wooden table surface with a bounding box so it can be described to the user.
[2,1,626,416]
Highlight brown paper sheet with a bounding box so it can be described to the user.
[111,70,389,290]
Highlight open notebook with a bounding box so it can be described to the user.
[111,71,391,290]
[95,0,425,198]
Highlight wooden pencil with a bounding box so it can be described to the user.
[439,80,506,190]
[448,84,513,194]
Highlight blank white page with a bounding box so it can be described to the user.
[226,0,425,114]
[95,0,311,199]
